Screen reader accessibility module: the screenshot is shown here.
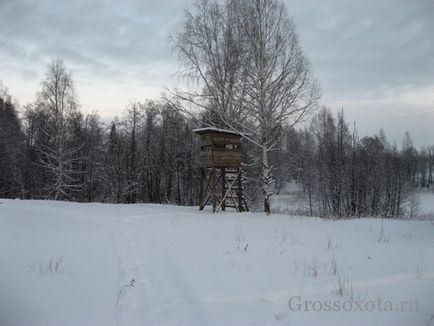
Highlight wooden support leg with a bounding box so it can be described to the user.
[199,167,205,210]
[211,167,216,212]
[237,167,243,212]
[221,168,226,211]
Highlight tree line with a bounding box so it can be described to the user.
[1,71,432,218]
[0,65,200,204]
[272,108,434,218]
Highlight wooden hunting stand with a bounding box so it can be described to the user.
[193,127,248,212]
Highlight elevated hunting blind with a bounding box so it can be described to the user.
[193,127,248,212]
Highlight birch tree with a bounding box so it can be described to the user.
[238,0,319,213]
[82,113,105,202]
[103,121,126,203]
[35,59,83,199]
[123,102,143,203]
[173,0,319,213]
[171,0,248,128]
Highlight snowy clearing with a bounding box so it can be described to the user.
[0,199,433,326]
[419,192,434,220]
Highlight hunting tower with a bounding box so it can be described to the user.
[193,127,248,212]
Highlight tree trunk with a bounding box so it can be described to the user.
[262,128,271,215]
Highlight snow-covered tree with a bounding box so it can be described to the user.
[34,59,83,199]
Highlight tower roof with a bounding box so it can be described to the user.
[193,127,250,137]
[193,127,239,136]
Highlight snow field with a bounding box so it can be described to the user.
[0,199,433,325]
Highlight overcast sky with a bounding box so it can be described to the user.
[1,0,433,147]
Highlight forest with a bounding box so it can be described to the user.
[1,0,433,217]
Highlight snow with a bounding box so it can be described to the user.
[193,127,240,135]
[0,199,433,325]
[272,182,309,215]
[418,191,434,219]
[192,127,251,136]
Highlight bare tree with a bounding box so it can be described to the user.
[237,0,319,213]
[103,120,126,203]
[82,112,105,202]
[173,0,319,213]
[123,101,143,203]
[171,0,248,128]
[35,59,83,200]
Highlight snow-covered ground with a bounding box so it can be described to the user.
[0,199,433,326]
[419,191,434,220]
[272,182,434,221]
[272,182,310,215]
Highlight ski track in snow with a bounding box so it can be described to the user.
[110,215,211,326]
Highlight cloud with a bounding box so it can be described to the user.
[284,0,434,146]
[287,0,434,91]
[0,0,433,146]
[0,0,188,81]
